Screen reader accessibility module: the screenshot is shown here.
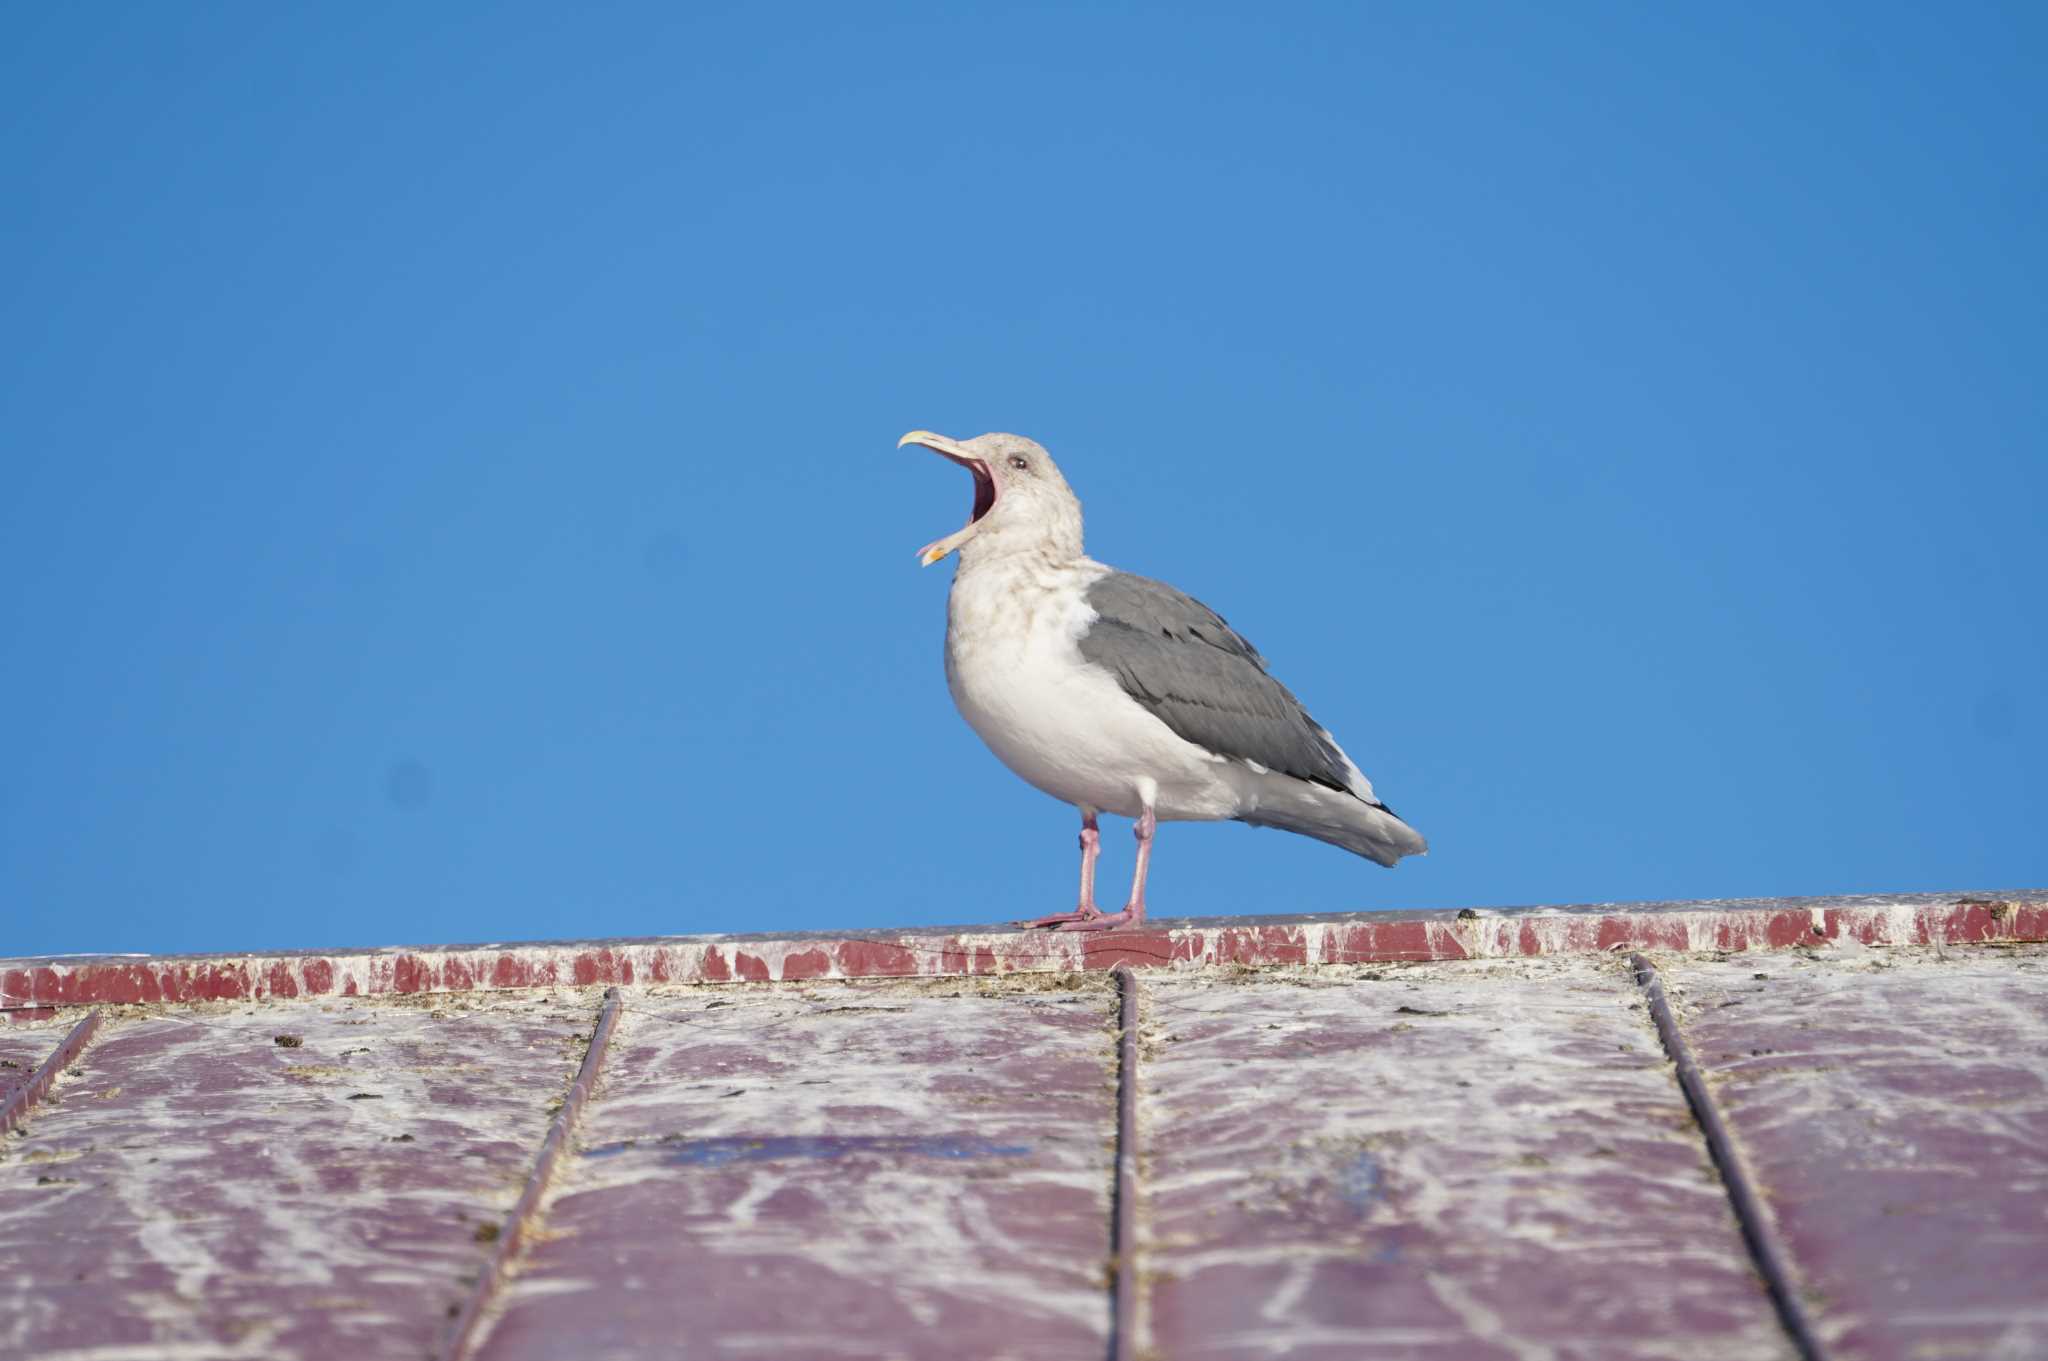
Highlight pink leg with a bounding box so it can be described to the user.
[1055,807,1153,931]
[1079,811,1101,907]
[1013,810,1106,929]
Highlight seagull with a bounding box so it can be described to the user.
[901,430,1426,931]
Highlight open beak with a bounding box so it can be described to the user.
[900,430,997,566]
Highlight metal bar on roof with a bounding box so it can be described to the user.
[1631,953,1830,1361]
[0,1009,102,1137]
[440,986,624,1361]
[1111,966,1141,1361]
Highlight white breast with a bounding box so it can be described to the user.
[943,554,1245,821]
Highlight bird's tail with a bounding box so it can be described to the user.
[1239,787,1428,868]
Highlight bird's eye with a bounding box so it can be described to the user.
[1008,455,1030,471]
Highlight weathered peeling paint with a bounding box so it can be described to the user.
[0,992,601,1360]
[1664,944,2048,1361]
[473,978,1120,1360]
[1138,960,1795,1359]
[4,893,2041,1011]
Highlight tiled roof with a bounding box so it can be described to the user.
[2,890,2044,1360]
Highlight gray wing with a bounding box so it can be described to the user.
[1078,571,1359,794]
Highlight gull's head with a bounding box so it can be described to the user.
[898,430,1082,566]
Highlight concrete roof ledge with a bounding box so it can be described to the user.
[5,889,2043,1012]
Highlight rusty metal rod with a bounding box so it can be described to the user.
[0,1009,103,1137]
[1110,966,1141,1361]
[1630,954,1829,1361]
[441,986,624,1360]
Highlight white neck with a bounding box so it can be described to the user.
[957,497,1085,571]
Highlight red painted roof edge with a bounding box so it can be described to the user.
[4,890,2041,1010]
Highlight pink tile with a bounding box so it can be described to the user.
[0,992,600,1360]
[1670,944,2048,1360]
[1140,961,1791,1359]
[476,980,1118,1361]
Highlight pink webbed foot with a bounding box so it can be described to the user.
[1014,906,1105,930]
[1017,810,1111,930]
[1020,806,1154,931]
[1053,906,1144,932]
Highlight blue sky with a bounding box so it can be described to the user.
[4,3,2042,957]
